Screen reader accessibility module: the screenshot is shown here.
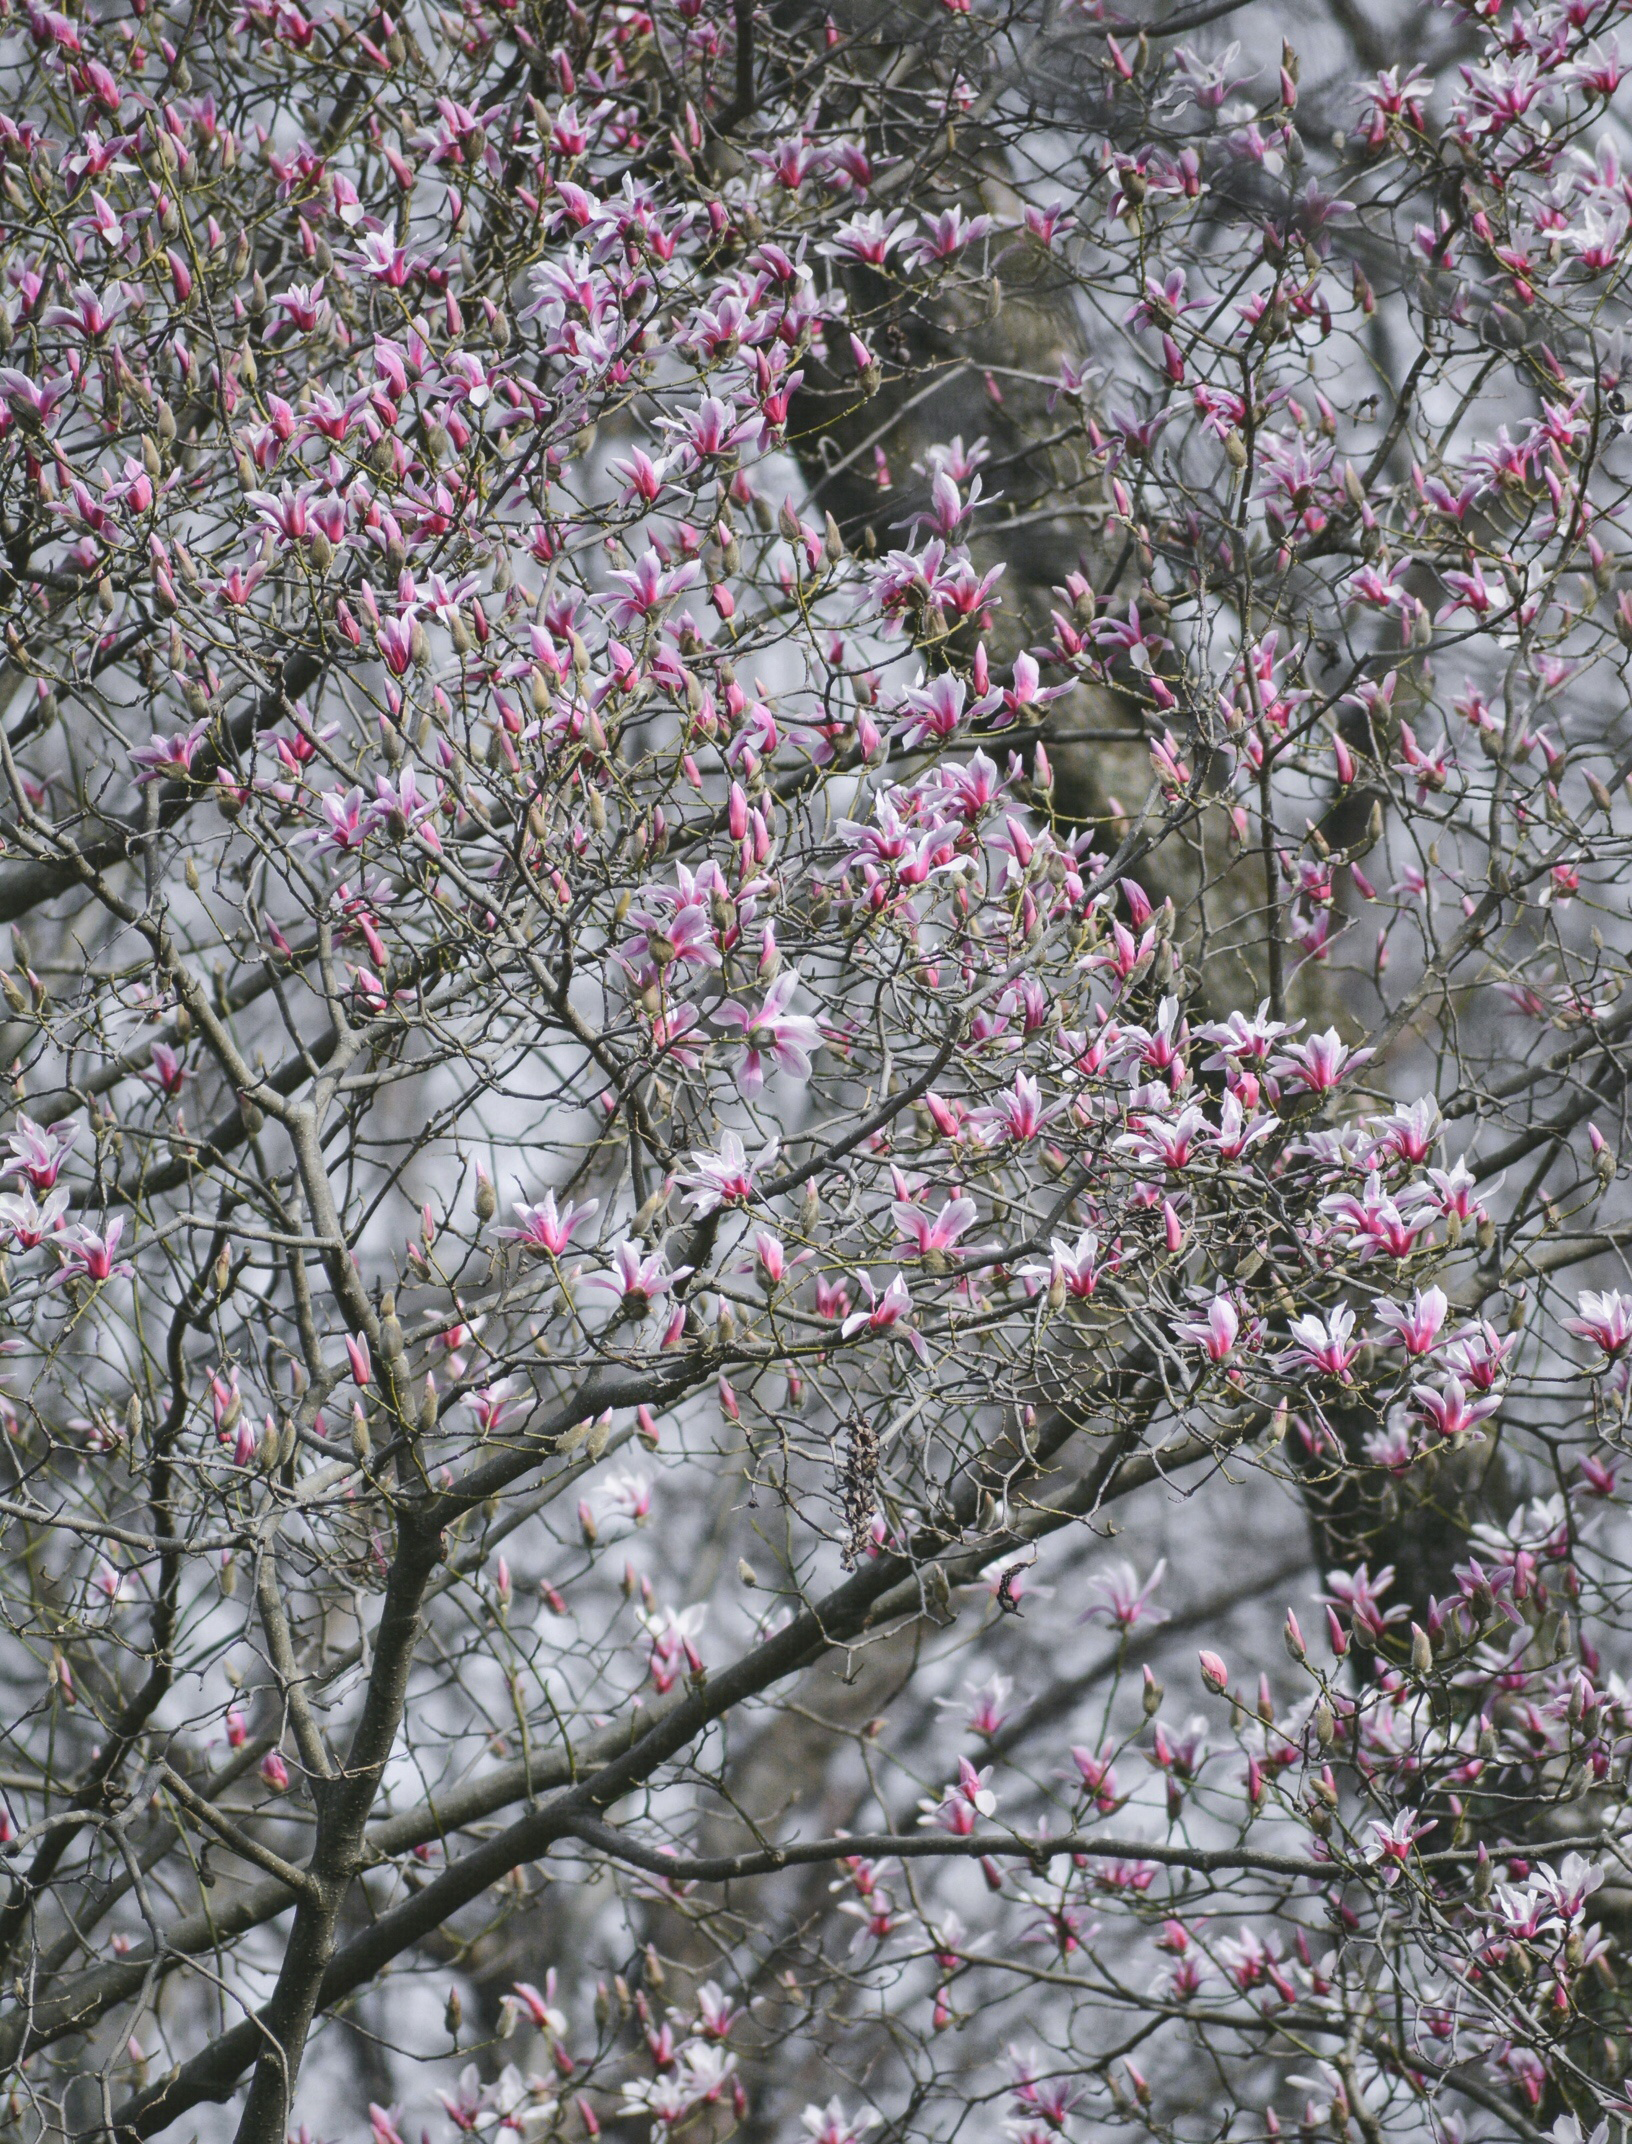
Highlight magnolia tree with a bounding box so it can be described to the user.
[7,0,1632,2139]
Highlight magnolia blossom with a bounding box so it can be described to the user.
[677,1131,778,1215]
[1018,1229,1105,1301]
[840,1271,923,1356]
[801,2100,881,2144]
[1079,1558,1167,1631]
[919,1756,998,1834]
[1565,1289,1632,1360]
[620,2042,737,2125]
[497,1191,598,1258]
[583,1241,693,1312]
[51,1219,131,1286]
[1325,1562,1407,1642]
[1413,1373,1501,1441]
[891,1192,981,1261]
[712,972,823,1093]
[1283,1304,1360,1379]
[4,1115,79,1192]
[0,1183,68,1250]
[1372,1286,1449,1356]
[1272,1028,1374,1093]
[1175,1293,1242,1362]
[1366,1808,1436,1885]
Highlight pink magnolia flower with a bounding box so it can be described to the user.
[1079,1557,1167,1631]
[1324,1561,1406,1642]
[1195,1000,1300,1072]
[841,1270,920,1352]
[583,1241,693,1312]
[919,1755,997,1835]
[622,896,722,975]
[1118,1102,1207,1173]
[1444,1317,1515,1392]
[973,1072,1061,1145]
[52,1219,131,1286]
[601,547,701,631]
[713,971,822,1093]
[1372,1096,1442,1165]
[309,787,377,852]
[1283,1304,1360,1380]
[1175,1293,1242,1362]
[260,1749,291,1792]
[678,1131,778,1215]
[1272,1028,1374,1095]
[129,719,212,786]
[801,2098,880,2144]
[598,1469,653,1525]
[0,366,70,425]
[942,1672,1013,1738]
[1069,1741,1121,1812]
[1366,1808,1436,1885]
[1565,1289,1632,1361]
[682,1981,741,2044]
[908,203,994,264]
[498,1191,598,1257]
[823,207,915,265]
[0,1183,68,1249]
[1373,1285,1449,1356]
[464,1382,522,1436]
[1213,1090,1273,1160]
[511,1974,567,2033]
[1319,1173,1433,1262]
[1413,1373,1500,1441]
[1018,1229,1106,1302]
[144,1042,188,1097]
[891,1192,981,1261]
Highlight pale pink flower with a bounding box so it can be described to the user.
[498,1191,598,1257]
[1373,1285,1449,1356]
[1175,1294,1242,1362]
[5,1114,80,1191]
[583,1241,693,1311]
[1565,1289,1632,1360]
[1079,1557,1167,1632]
[713,971,822,1093]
